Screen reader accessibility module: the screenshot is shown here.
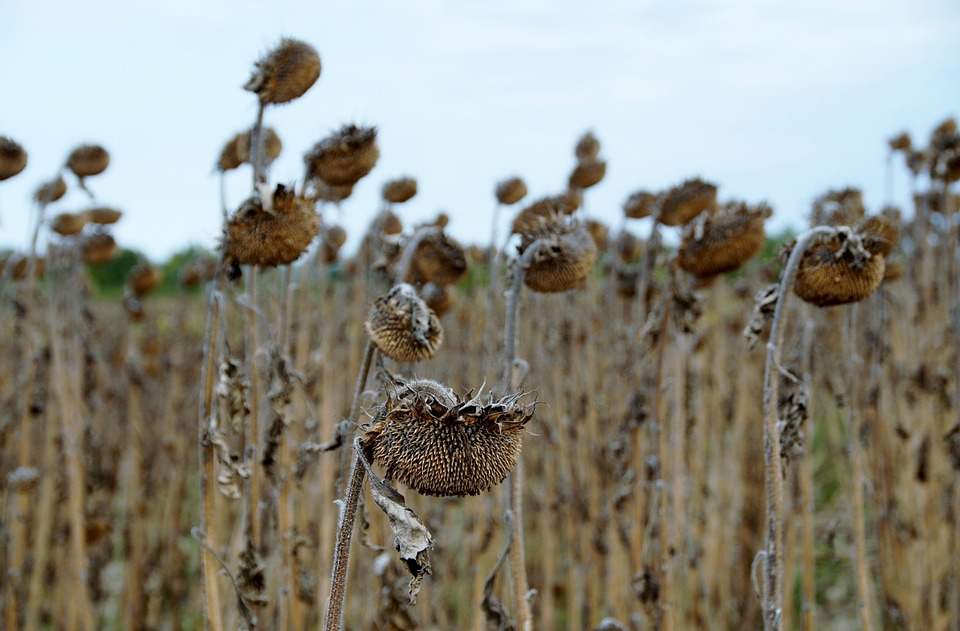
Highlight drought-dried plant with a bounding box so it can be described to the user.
[65,144,110,179]
[517,216,597,293]
[365,283,443,363]
[496,176,527,206]
[569,158,607,190]
[363,377,534,496]
[244,37,321,105]
[408,229,468,286]
[677,202,768,279]
[657,177,718,226]
[85,206,122,225]
[223,184,319,269]
[0,136,28,180]
[382,177,418,204]
[575,130,601,161]
[623,190,656,220]
[236,126,283,168]
[304,124,380,187]
[81,232,119,264]
[322,224,348,263]
[34,176,67,203]
[50,211,89,237]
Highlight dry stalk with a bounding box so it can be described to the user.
[761,226,834,631]
[799,316,816,631]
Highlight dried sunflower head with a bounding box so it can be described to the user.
[82,233,118,265]
[66,144,109,179]
[363,377,534,497]
[657,178,718,226]
[411,231,468,286]
[518,216,597,293]
[421,281,454,317]
[85,206,123,225]
[585,219,610,252]
[810,187,865,227]
[0,137,28,181]
[223,184,319,268]
[383,177,418,204]
[615,230,643,263]
[623,190,656,220]
[126,264,163,297]
[0,253,44,280]
[322,225,347,263]
[677,202,767,279]
[495,176,527,205]
[511,192,580,234]
[856,215,899,258]
[568,158,606,190]
[217,133,245,172]
[236,127,283,169]
[34,176,67,204]
[365,284,443,362]
[304,124,379,187]
[574,130,601,161]
[792,227,887,307]
[244,38,321,105]
[50,211,89,236]
[888,132,911,152]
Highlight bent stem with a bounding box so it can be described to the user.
[761,226,833,631]
[322,339,376,630]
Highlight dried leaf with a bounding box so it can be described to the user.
[356,439,433,603]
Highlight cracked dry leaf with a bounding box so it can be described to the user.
[356,440,433,604]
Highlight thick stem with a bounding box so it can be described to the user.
[324,445,367,631]
[799,316,816,631]
[761,226,834,631]
[250,102,266,189]
[652,294,673,631]
[245,267,264,556]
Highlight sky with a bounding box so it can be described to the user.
[1,0,959,261]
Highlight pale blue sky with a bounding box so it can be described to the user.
[2,0,958,261]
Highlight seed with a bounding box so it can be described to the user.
[495,176,527,205]
[678,202,767,279]
[223,184,319,268]
[244,38,321,105]
[365,283,443,362]
[0,137,28,181]
[382,177,418,204]
[304,124,380,187]
[363,378,533,497]
[66,144,110,178]
[658,178,718,226]
[623,190,656,220]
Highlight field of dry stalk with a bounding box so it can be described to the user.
[2,37,960,631]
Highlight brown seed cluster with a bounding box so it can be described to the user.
[363,378,533,497]
[658,178,718,226]
[511,193,581,235]
[793,217,898,307]
[223,184,319,268]
[0,136,28,181]
[518,217,597,293]
[382,177,418,204]
[678,202,767,279]
[304,124,380,187]
[365,283,443,362]
[495,176,527,205]
[412,231,468,286]
[50,212,89,236]
[623,190,656,220]
[66,144,110,178]
[244,38,321,105]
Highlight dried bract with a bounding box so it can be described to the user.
[0,136,28,181]
[363,377,534,496]
[244,38,321,105]
[223,184,319,268]
[365,284,443,362]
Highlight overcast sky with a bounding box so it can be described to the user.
[1,0,958,261]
